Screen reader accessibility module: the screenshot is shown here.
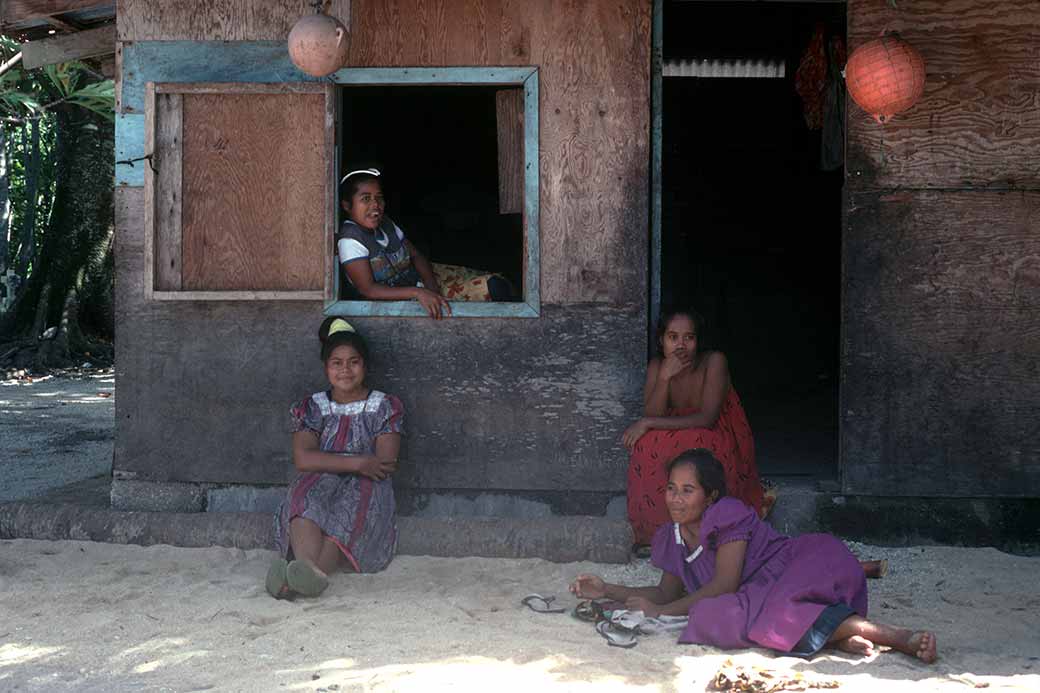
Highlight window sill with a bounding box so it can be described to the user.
[323,300,539,318]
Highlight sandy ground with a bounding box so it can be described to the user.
[0,370,114,503]
[1,539,1038,692]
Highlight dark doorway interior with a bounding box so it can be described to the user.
[339,86,524,296]
[661,1,846,480]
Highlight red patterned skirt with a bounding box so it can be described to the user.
[626,388,764,545]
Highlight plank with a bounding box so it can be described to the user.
[118,42,313,114]
[1,0,107,25]
[179,90,326,291]
[141,81,156,300]
[841,189,1040,497]
[117,0,351,41]
[153,290,323,301]
[153,91,181,290]
[114,112,144,186]
[846,0,1040,189]
[20,23,115,69]
[495,88,523,215]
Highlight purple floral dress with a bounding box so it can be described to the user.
[652,497,867,654]
[274,390,403,573]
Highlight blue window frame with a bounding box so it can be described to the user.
[326,67,540,319]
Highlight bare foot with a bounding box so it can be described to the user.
[836,635,875,656]
[898,631,938,663]
[860,559,888,579]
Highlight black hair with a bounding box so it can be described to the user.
[318,316,370,364]
[338,165,383,208]
[655,306,705,356]
[667,448,728,501]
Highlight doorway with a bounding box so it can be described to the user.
[654,1,847,481]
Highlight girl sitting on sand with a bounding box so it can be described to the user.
[571,449,938,663]
[336,167,513,319]
[267,318,403,599]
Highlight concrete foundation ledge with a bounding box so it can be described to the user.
[0,503,633,563]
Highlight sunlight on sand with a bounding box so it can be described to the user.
[284,655,663,692]
[103,637,210,675]
[673,651,1040,692]
[0,643,63,667]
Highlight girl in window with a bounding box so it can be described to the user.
[336,168,514,318]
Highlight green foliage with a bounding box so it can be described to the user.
[1,35,116,345]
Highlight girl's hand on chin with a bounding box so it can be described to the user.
[659,353,687,379]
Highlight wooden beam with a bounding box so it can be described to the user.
[44,15,84,33]
[1,1,107,25]
[20,23,114,69]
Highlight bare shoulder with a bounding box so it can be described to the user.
[701,350,729,370]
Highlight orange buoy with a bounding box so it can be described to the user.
[288,11,350,78]
[845,33,925,123]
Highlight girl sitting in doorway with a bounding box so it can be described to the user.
[267,317,403,599]
[336,167,514,319]
[572,450,937,663]
[623,307,769,546]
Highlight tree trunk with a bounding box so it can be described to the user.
[14,117,41,277]
[30,282,49,338]
[12,90,114,355]
[0,124,10,275]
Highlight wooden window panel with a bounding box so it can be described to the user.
[144,82,335,300]
[496,88,523,215]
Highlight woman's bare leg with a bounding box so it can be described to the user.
[828,615,937,663]
[316,537,345,575]
[289,517,329,577]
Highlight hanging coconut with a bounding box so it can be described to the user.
[845,32,925,123]
[288,4,350,78]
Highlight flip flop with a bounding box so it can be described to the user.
[286,559,329,597]
[573,600,606,623]
[632,544,652,559]
[265,558,295,600]
[521,593,566,614]
[596,620,638,648]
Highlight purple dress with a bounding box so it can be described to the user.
[274,390,403,573]
[651,497,867,654]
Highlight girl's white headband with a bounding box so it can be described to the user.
[340,168,381,185]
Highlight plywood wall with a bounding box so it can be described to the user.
[846,0,1040,190]
[117,0,652,305]
[843,0,1040,497]
[118,0,354,41]
[113,0,651,496]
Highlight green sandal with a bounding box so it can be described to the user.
[265,558,294,600]
[286,560,329,598]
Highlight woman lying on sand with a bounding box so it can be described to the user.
[571,449,937,662]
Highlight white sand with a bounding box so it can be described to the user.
[1,539,1038,692]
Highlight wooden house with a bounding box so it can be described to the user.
[5,0,1036,537]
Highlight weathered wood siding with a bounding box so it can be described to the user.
[114,0,650,499]
[846,0,1040,190]
[119,0,651,304]
[843,0,1040,497]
